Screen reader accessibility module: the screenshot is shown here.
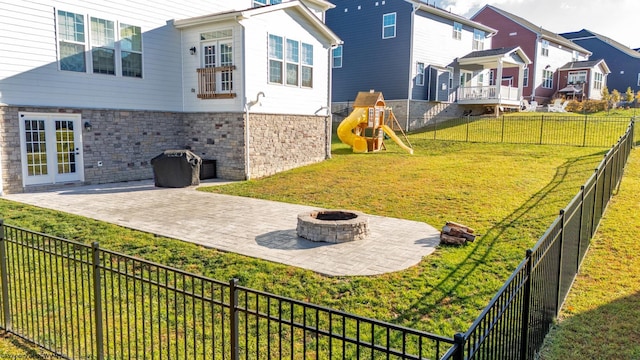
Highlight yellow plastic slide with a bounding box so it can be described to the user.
[337,107,368,153]
[381,125,414,154]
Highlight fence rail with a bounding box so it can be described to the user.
[0,118,635,360]
[443,118,635,359]
[0,222,454,360]
[412,115,632,147]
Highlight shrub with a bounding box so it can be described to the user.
[565,99,606,113]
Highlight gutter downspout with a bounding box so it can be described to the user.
[405,4,418,133]
[240,21,251,180]
[531,33,540,102]
[327,44,338,159]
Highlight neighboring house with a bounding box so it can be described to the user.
[471,5,593,105]
[326,1,530,130]
[0,0,340,194]
[561,29,640,94]
[556,60,610,101]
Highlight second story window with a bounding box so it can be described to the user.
[268,34,284,84]
[453,22,462,40]
[332,45,343,68]
[572,50,579,62]
[269,34,313,88]
[541,40,549,57]
[253,0,281,7]
[473,29,484,51]
[57,10,86,72]
[56,10,142,77]
[542,69,553,89]
[416,62,424,86]
[90,17,116,75]
[382,13,396,39]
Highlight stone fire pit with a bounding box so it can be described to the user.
[297,210,370,243]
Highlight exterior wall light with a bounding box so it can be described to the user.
[189,47,197,55]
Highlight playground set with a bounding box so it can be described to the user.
[337,91,413,154]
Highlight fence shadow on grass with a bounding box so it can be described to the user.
[394,149,607,332]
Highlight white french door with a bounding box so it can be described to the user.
[19,112,84,186]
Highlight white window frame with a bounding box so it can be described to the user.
[268,34,284,84]
[572,50,579,62]
[253,0,281,7]
[472,29,484,51]
[447,66,454,89]
[568,70,587,85]
[416,62,424,86]
[637,73,640,87]
[57,10,86,72]
[269,34,313,88]
[90,16,116,75]
[523,68,529,87]
[453,22,462,40]
[56,10,142,78]
[541,40,549,57]
[382,13,396,39]
[489,70,494,86]
[332,45,343,68]
[542,69,553,89]
[594,72,603,90]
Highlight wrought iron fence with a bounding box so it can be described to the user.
[442,119,635,359]
[412,115,632,147]
[0,222,455,360]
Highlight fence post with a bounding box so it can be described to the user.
[501,115,505,143]
[539,116,544,145]
[555,210,565,315]
[453,332,466,360]
[230,278,239,360]
[91,242,104,360]
[465,116,470,142]
[582,115,588,147]
[520,249,533,360]
[0,220,11,331]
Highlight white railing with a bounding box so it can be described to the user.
[457,85,519,102]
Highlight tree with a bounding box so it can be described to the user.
[625,87,634,107]
[602,86,611,111]
[611,89,621,109]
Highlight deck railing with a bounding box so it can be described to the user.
[196,66,236,99]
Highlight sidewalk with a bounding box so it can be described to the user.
[3,180,440,276]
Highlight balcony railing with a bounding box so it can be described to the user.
[457,85,520,102]
[196,66,236,99]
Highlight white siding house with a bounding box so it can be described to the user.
[0,0,340,194]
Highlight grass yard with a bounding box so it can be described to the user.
[0,113,634,357]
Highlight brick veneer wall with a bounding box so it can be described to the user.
[0,106,330,193]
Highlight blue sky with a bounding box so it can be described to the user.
[436,0,639,49]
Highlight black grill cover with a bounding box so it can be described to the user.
[151,150,202,188]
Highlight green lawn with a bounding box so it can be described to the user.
[0,114,634,357]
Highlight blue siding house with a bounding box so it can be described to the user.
[561,29,640,94]
[327,0,529,129]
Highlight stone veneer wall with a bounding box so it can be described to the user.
[182,112,246,180]
[248,113,329,179]
[0,106,329,193]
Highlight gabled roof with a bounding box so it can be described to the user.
[561,29,640,59]
[473,5,590,55]
[558,59,611,74]
[406,0,497,36]
[174,1,341,46]
[459,46,531,67]
[353,91,384,107]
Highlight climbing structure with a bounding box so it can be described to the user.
[337,91,413,154]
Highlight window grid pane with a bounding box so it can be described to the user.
[121,52,142,78]
[269,34,283,60]
[286,39,299,62]
[286,63,299,86]
[383,13,396,38]
[332,45,342,68]
[24,120,48,176]
[120,24,142,52]
[301,43,313,66]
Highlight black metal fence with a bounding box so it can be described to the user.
[0,222,455,359]
[442,119,635,359]
[0,119,635,360]
[412,115,632,147]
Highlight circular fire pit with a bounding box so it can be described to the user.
[297,210,370,243]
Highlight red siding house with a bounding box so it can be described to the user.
[471,5,593,105]
[556,60,610,101]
